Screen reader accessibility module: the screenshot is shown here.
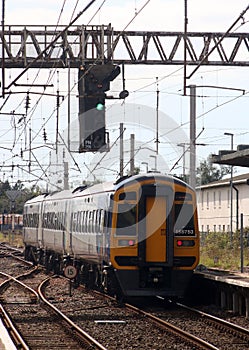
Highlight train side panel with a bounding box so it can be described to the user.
[40,191,72,254]
[23,195,45,248]
[70,191,111,263]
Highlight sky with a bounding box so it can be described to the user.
[1,0,249,189]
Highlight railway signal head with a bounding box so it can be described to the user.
[78,64,120,153]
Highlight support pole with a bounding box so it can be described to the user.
[183,0,188,95]
[1,0,5,98]
[56,72,59,154]
[120,123,124,177]
[189,85,196,188]
[64,162,69,190]
[240,213,244,273]
[155,77,159,154]
[130,134,135,175]
[68,62,71,151]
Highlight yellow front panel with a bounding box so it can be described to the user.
[146,196,166,262]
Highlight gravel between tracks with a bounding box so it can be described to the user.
[45,277,196,350]
[45,276,249,350]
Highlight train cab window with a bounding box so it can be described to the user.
[174,203,195,236]
[119,191,137,201]
[116,203,137,236]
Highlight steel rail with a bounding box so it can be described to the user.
[125,302,219,350]
[0,304,29,350]
[89,288,219,350]
[177,302,249,339]
[0,271,39,302]
[38,277,108,350]
[0,270,107,349]
[0,271,39,350]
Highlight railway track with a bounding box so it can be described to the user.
[1,243,248,349]
[0,247,107,350]
[142,298,249,350]
[45,275,249,349]
[176,302,249,349]
[44,276,219,349]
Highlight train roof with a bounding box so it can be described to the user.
[24,193,49,205]
[71,173,186,197]
[72,181,114,197]
[114,173,194,191]
[24,173,194,206]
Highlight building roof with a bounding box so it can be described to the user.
[196,172,249,190]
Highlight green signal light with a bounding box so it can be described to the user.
[96,102,104,111]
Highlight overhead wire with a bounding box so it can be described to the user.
[0,0,97,187]
[29,0,152,147]
[6,0,70,151]
[4,1,249,185]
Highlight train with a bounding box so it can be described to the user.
[23,173,199,299]
[0,214,23,231]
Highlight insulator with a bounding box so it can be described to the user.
[43,128,47,142]
[25,93,31,113]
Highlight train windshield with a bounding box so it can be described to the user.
[116,202,137,236]
[174,203,195,236]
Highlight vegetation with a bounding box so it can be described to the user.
[0,180,43,214]
[0,231,24,248]
[200,229,249,271]
[196,158,230,186]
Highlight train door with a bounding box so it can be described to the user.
[62,200,68,252]
[38,201,44,248]
[64,199,72,253]
[145,196,166,262]
[138,184,174,266]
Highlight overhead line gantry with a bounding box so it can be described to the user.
[1,24,249,68]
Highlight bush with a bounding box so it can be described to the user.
[200,230,249,270]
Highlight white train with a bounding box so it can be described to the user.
[23,173,200,298]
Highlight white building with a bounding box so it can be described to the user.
[196,173,249,233]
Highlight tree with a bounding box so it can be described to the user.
[0,180,43,214]
[196,157,230,186]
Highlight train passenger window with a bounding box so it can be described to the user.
[116,203,137,236]
[85,211,89,232]
[174,203,195,236]
[87,211,92,233]
[71,212,78,232]
[60,212,65,230]
[78,211,82,232]
[97,210,100,232]
[95,210,99,233]
[93,210,97,233]
[57,213,60,230]
[75,211,79,232]
[98,210,104,233]
[82,211,86,232]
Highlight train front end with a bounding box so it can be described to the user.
[110,174,199,298]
